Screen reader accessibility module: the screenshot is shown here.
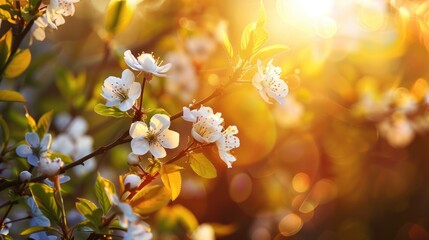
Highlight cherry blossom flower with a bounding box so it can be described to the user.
[215,126,240,168]
[124,50,172,77]
[185,35,217,63]
[101,69,141,111]
[182,106,224,143]
[130,114,180,158]
[109,194,138,226]
[252,60,289,104]
[38,157,63,177]
[192,224,215,240]
[128,153,140,165]
[378,113,415,148]
[27,197,57,240]
[124,174,141,190]
[123,220,153,240]
[0,218,11,236]
[165,51,198,102]
[16,132,52,166]
[19,171,32,182]
[51,113,95,176]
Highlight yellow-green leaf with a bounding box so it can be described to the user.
[76,198,103,227]
[220,29,233,59]
[29,183,61,224]
[21,226,60,236]
[36,110,53,137]
[95,173,116,214]
[25,112,37,132]
[189,153,217,179]
[239,1,267,59]
[0,30,12,67]
[0,90,26,103]
[4,49,31,78]
[130,184,170,215]
[250,44,290,63]
[105,0,135,36]
[160,164,183,201]
[94,103,129,118]
[173,205,199,232]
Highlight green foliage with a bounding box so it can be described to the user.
[189,153,217,179]
[239,0,267,60]
[160,164,183,201]
[250,44,290,63]
[75,198,103,229]
[94,103,130,118]
[130,184,171,215]
[29,183,61,225]
[156,204,199,233]
[56,69,87,109]
[0,90,26,103]
[20,226,60,236]
[0,30,11,68]
[105,0,135,36]
[95,173,116,214]
[0,116,9,153]
[36,110,53,138]
[4,48,31,78]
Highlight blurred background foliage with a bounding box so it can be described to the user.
[3,0,429,239]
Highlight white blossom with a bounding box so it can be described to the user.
[128,153,140,165]
[130,114,180,158]
[27,197,57,240]
[16,132,52,166]
[124,174,141,190]
[216,126,240,168]
[378,113,414,148]
[110,194,138,226]
[101,69,141,111]
[182,106,224,143]
[123,220,153,240]
[0,218,11,236]
[252,60,289,104]
[19,171,32,182]
[165,51,198,102]
[185,35,217,63]
[38,157,63,177]
[124,50,172,77]
[192,224,215,240]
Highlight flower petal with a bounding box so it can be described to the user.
[40,133,52,151]
[121,69,135,87]
[149,114,170,133]
[119,98,134,111]
[128,82,141,100]
[131,138,150,155]
[28,155,39,166]
[129,121,148,138]
[149,142,166,158]
[182,107,196,122]
[124,50,141,71]
[158,129,179,149]
[26,132,40,148]
[16,145,32,157]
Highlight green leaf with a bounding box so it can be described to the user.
[0,116,9,152]
[20,226,60,236]
[105,0,135,36]
[250,44,290,63]
[94,103,129,118]
[4,48,31,78]
[29,183,61,225]
[36,110,53,137]
[160,164,183,201]
[0,90,26,103]
[130,184,170,215]
[0,30,11,68]
[220,29,233,59]
[189,153,217,179]
[239,1,267,60]
[173,204,199,232]
[76,198,103,227]
[49,152,73,164]
[95,173,116,214]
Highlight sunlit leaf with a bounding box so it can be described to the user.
[94,103,129,118]
[25,112,37,132]
[29,183,61,224]
[36,110,53,137]
[174,205,199,232]
[76,198,103,227]
[130,184,170,215]
[105,0,135,36]
[250,44,290,63]
[0,116,9,152]
[240,1,267,59]
[160,164,183,201]
[4,49,31,78]
[220,29,233,59]
[210,223,237,236]
[20,226,60,236]
[0,90,26,103]
[189,153,217,179]
[95,173,116,214]
[0,30,12,67]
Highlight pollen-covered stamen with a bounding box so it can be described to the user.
[146,130,158,144]
[112,85,128,102]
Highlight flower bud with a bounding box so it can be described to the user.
[127,153,140,165]
[19,171,32,182]
[38,157,64,176]
[124,174,141,191]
